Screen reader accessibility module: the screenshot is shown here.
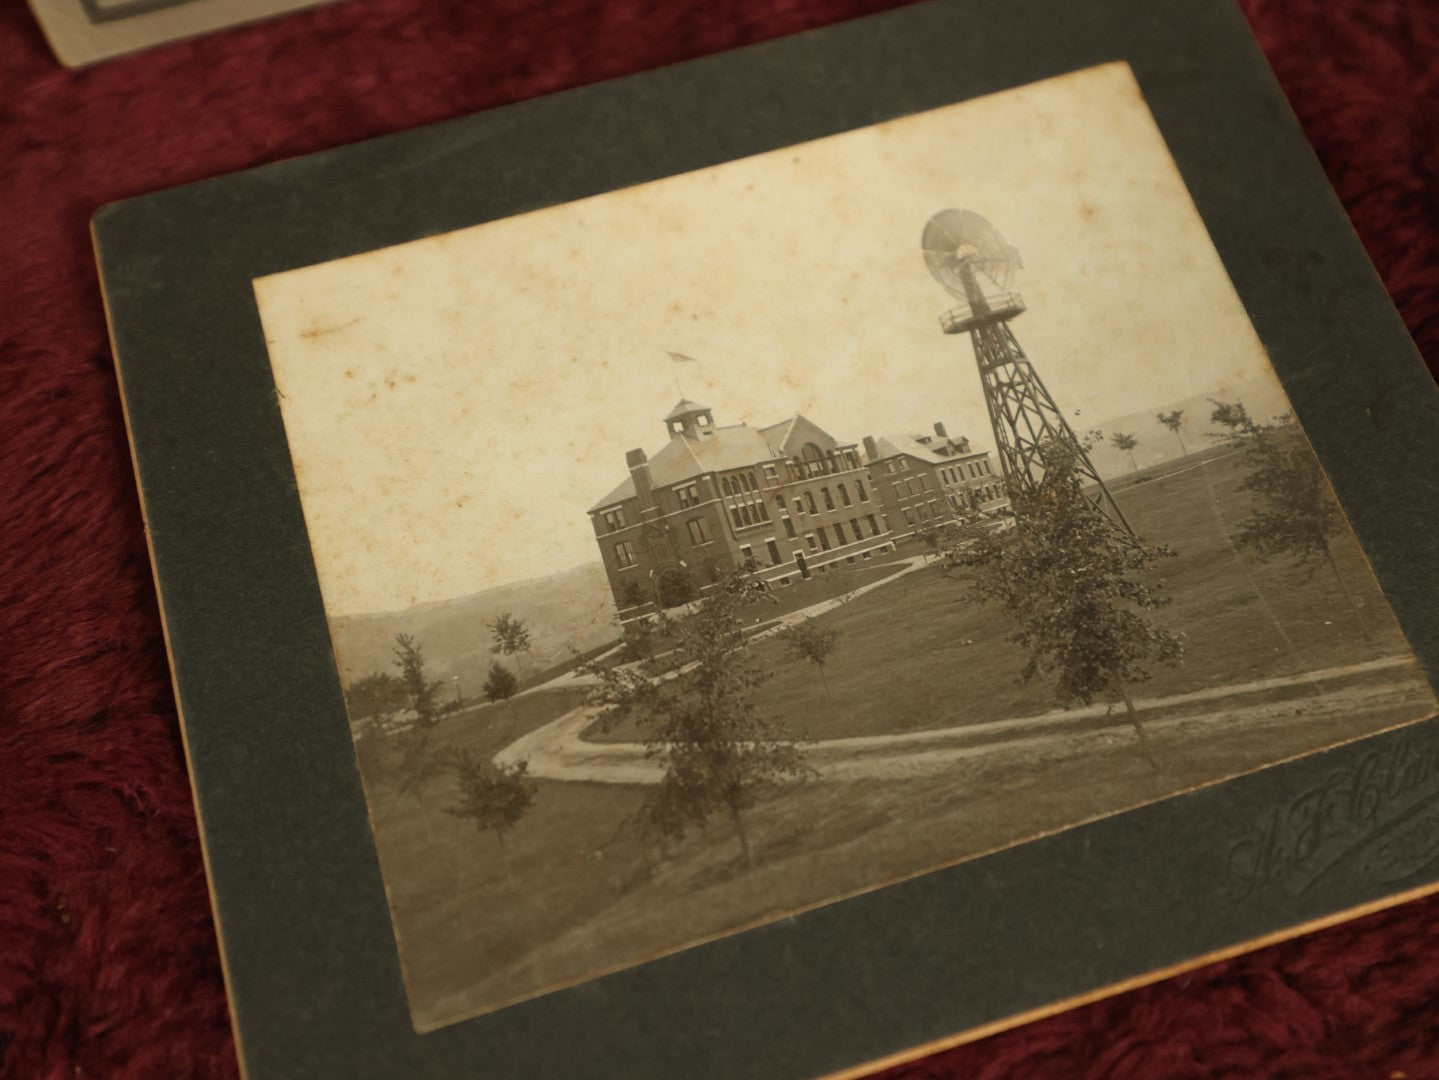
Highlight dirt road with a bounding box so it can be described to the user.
[494,655,1432,785]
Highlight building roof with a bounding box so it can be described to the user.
[758,414,799,448]
[588,423,786,512]
[663,398,710,421]
[871,432,983,466]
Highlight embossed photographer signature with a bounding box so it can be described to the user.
[1229,736,1439,899]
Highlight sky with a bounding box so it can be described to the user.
[254,61,1285,617]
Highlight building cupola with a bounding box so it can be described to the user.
[663,398,715,440]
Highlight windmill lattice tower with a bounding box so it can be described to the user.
[921,209,1133,536]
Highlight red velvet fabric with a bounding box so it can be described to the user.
[1,1,1435,1077]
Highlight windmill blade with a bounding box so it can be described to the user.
[922,209,1022,294]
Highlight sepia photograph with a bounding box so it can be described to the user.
[251,60,1437,1033]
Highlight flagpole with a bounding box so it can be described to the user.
[666,351,694,399]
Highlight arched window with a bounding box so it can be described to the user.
[804,492,817,514]
[800,443,826,478]
[838,483,852,507]
[821,487,835,511]
[856,478,868,502]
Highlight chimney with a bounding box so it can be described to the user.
[863,435,880,463]
[934,421,948,439]
[626,448,655,512]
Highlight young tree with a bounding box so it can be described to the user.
[1209,399,1367,636]
[1156,409,1188,457]
[389,634,449,840]
[1111,431,1140,474]
[584,567,809,868]
[780,617,842,697]
[393,633,442,732]
[489,612,533,681]
[482,661,521,734]
[948,436,1182,767]
[446,750,537,886]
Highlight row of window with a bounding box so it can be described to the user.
[797,443,861,479]
[619,507,887,575]
[891,474,932,500]
[727,497,771,531]
[802,514,883,554]
[939,458,993,485]
[602,457,881,534]
[719,471,761,497]
[775,477,870,519]
[901,499,944,527]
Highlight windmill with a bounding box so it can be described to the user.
[921,209,1133,535]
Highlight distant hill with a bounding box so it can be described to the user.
[329,561,619,698]
[1085,376,1294,481]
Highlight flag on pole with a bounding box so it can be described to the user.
[666,351,699,396]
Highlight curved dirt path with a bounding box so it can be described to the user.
[494,655,1430,785]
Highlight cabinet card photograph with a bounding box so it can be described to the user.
[252,61,1437,1032]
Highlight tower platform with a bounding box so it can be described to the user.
[939,292,1026,334]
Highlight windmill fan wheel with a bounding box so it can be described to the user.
[922,209,1023,297]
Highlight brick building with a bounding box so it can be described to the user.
[588,400,896,620]
[864,422,1010,540]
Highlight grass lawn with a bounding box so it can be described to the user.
[434,687,589,750]
[357,447,1433,1030]
[587,452,1411,744]
[607,557,912,676]
[378,656,1429,1030]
